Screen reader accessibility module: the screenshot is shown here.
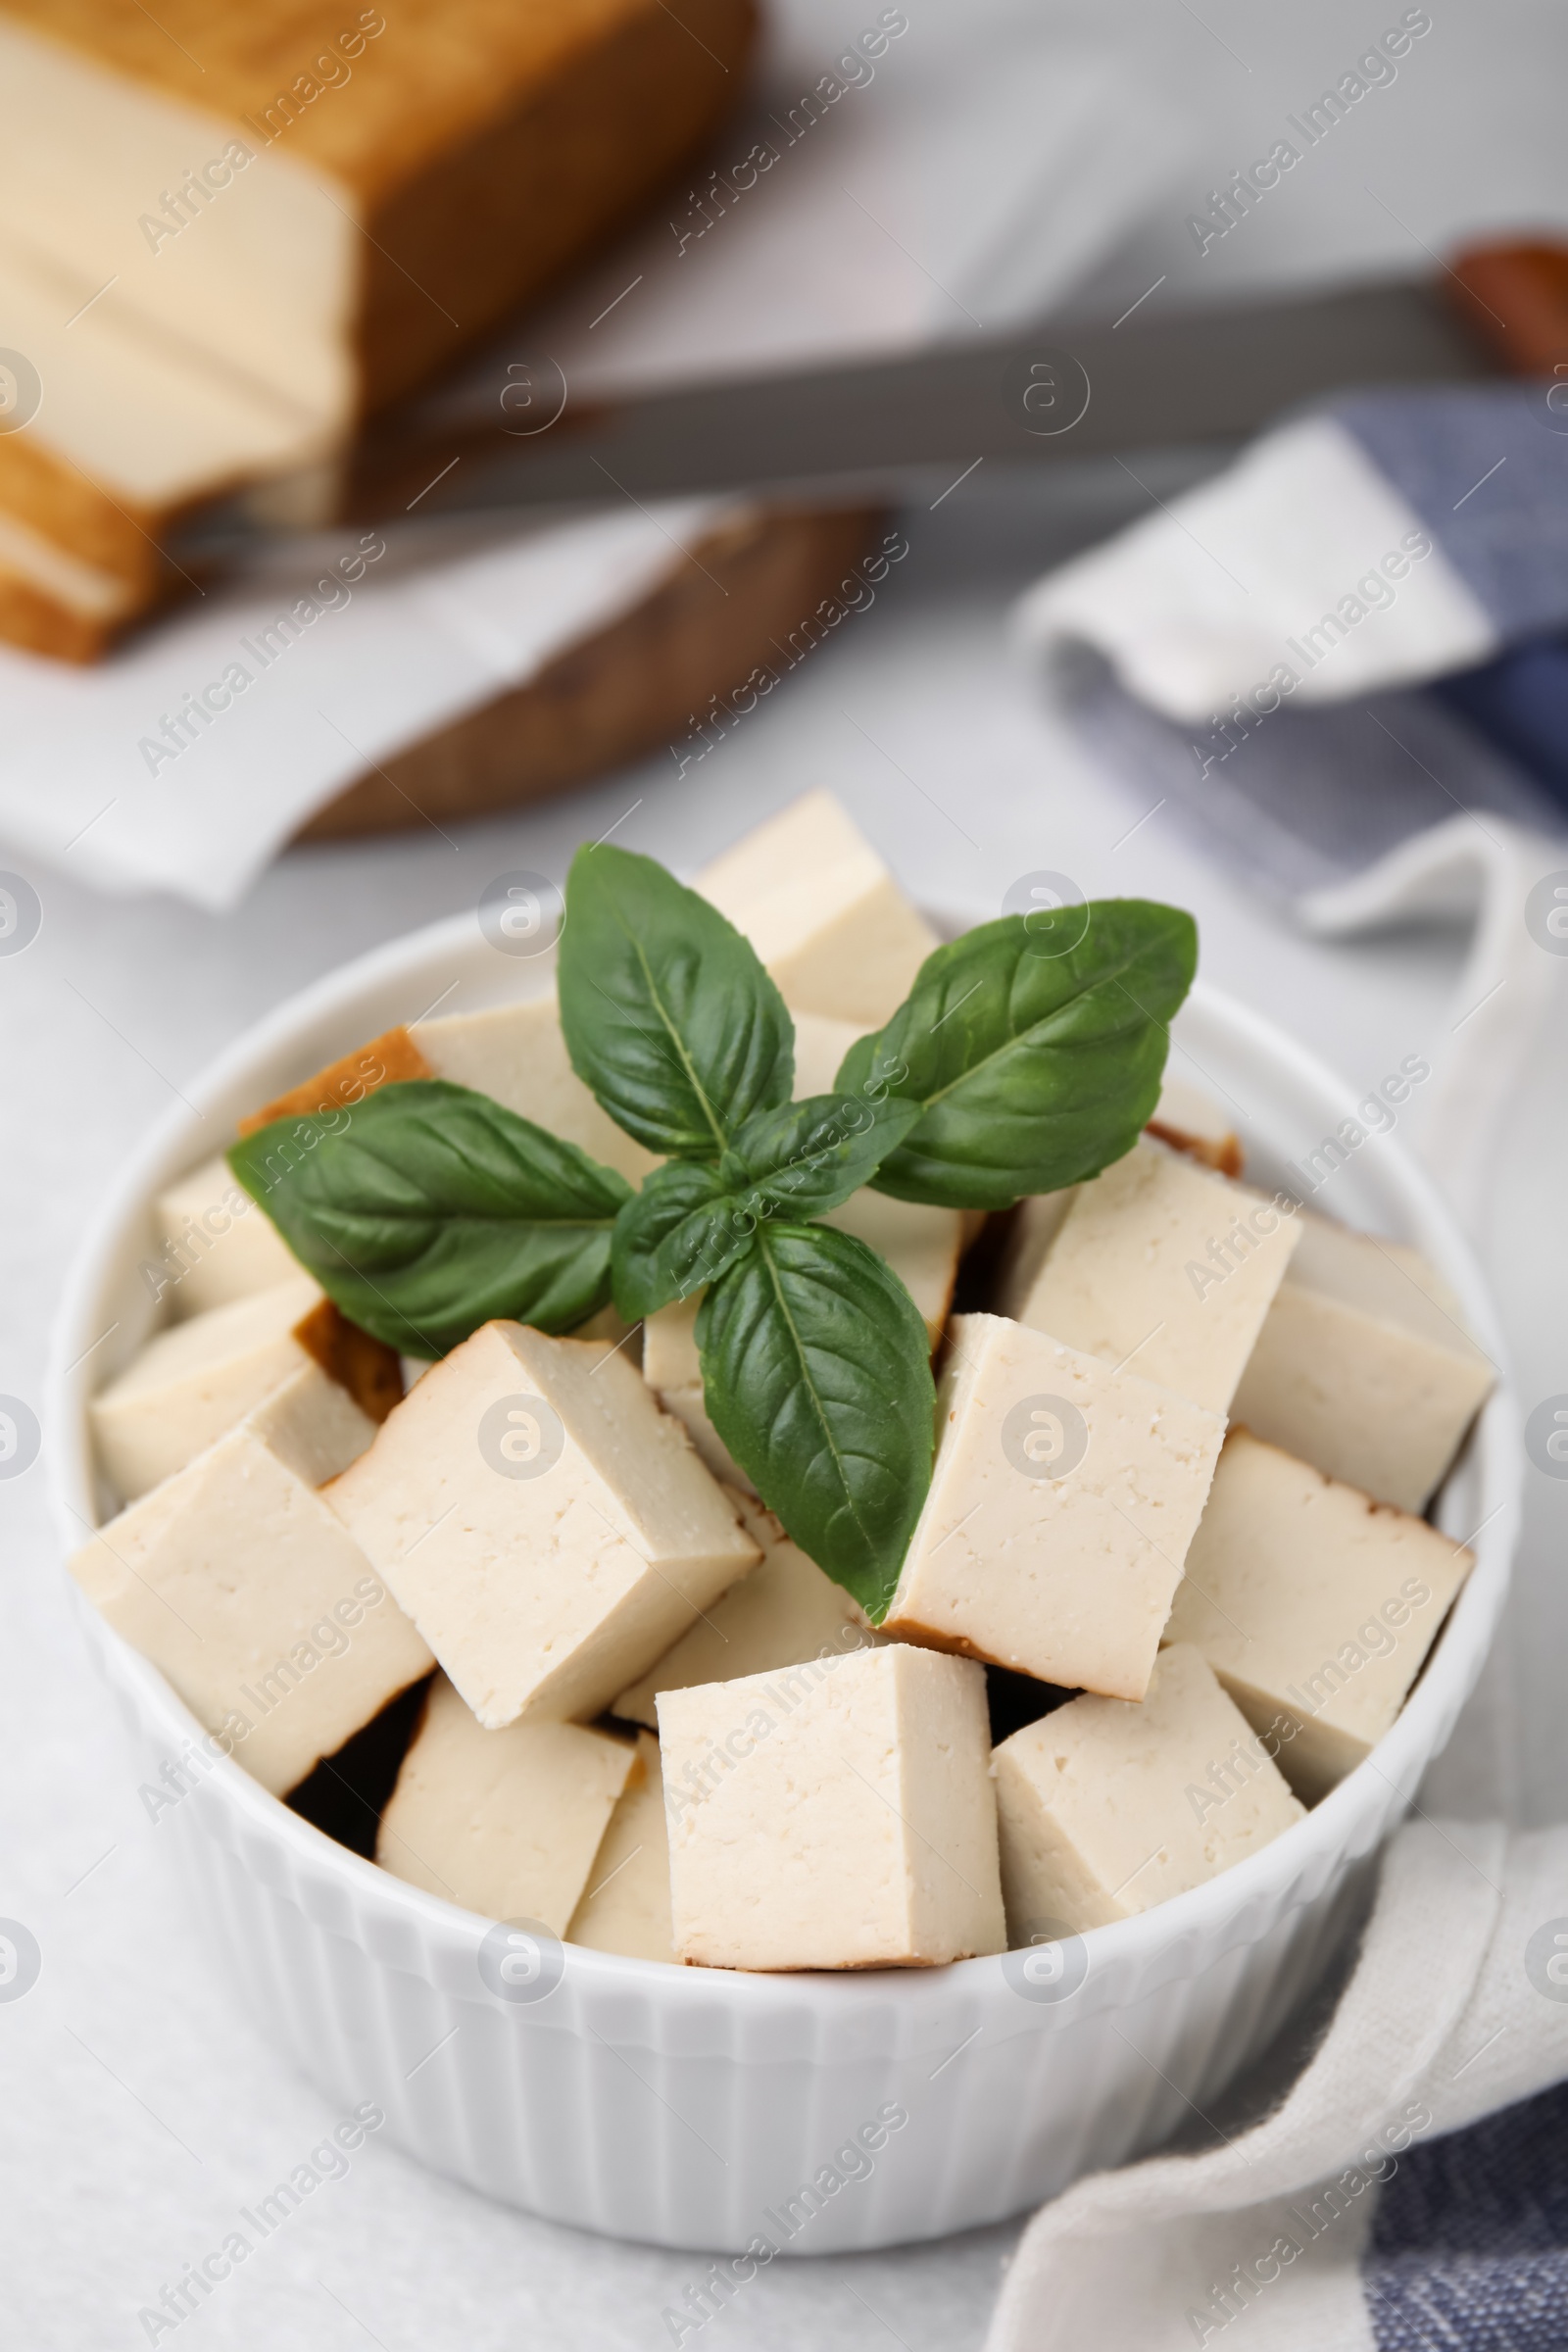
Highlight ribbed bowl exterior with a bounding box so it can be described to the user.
[50,912,1517,2252]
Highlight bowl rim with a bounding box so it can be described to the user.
[47,903,1521,2030]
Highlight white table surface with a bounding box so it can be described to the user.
[6,3,1568,2340]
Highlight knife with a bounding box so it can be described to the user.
[172,274,1496,558]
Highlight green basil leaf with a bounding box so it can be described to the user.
[611,1162,752,1322]
[696,1224,935,1621]
[558,843,794,1157]
[726,1092,920,1217]
[612,1093,922,1319]
[228,1078,632,1356]
[836,902,1197,1209]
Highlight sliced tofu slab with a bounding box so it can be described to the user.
[414,995,659,1187]
[654,1385,754,1494]
[236,1026,430,1136]
[660,1644,1004,1971]
[1008,1137,1299,1414]
[377,1673,635,1934]
[1230,1216,1495,1512]
[696,790,939,1027]
[70,1366,431,1795]
[612,1495,881,1728]
[324,1321,760,1729]
[151,1151,301,1317]
[884,1314,1224,1700]
[994,1644,1305,1938]
[567,1731,676,1963]
[89,1272,403,1501]
[1166,1429,1475,1802]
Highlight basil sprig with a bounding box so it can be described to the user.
[835,904,1197,1209]
[611,1092,919,1321]
[228,1080,631,1357]
[229,838,1196,1614]
[557,845,794,1156]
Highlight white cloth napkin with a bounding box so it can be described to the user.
[987,1821,1568,2352]
[0,501,725,908]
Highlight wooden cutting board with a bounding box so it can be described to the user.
[295,502,889,839]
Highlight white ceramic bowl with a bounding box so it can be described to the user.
[49,908,1518,2254]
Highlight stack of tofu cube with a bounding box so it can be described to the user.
[72,792,1494,1974]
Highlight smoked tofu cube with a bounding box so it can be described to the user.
[151,1152,299,1317]
[1165,1430,1475,1802]
[89,1273,402,1502]
[994,1644,1305,1938]
[414,995,658,1188]
[883,1314,1224,1700]
[612,1496,882,1727]
[641,1296,755,1490]
[1147,1078,1244,1178]
[377,1675,635,1934]
[69,1366,431,1795]
[567,1732,676,1963]
[1229,1216,1495,1511]
[660,1645,1004,1970]
[324,1322,760,1729]
[696,790,940,1027]
[1008,1138,1299,1414]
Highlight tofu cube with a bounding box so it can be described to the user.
[151,1152,300,1318]
[1166,1430,1475,1801]
[660,1645,1004,1970]
[567,1732,676,1962]
[612,1495,883,1727]
[1009,1137,1299,1414]
[414,994,659,1188]
[994,1644,1305,1937]
[993,1188,1078,1320]
[69,1367,432,1795]
[696,790,940,1027]
[884,1314,1224,1700]
[1230,1216,1495,1511]
[325,1322,760,1728]
[236,1025,432,1135]
[1147,1078,1244,1177]
[377,1674,636,1934]
[88,1273,401,1502]
[641,1296,755,1490]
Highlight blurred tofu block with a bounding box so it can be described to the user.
[325,1321,759,1727]
[654,1385,753,1494]
[791,1010,962,1347]
[378,1673,635,1933]
[0,0,756,597]
[1147,1077,1243,1177]
[1166,1429,1475,1802]
[697,790,939,1026]
[884,1314,1223,1700]
[1230,1216,1495,1511]
[153,1150,300,1317]
[660,1645,1004,1971]
[566,1730,675,1962]
[1007,1138,1299,1414]
[612,1494,881,1728]
[414,995,658,1186]
[994,1645,1304,1938]
[70,1365,431,1793]
[90,1272,400,1499]
[993,1187,1078,1318]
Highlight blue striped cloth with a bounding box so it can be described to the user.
[1366,2077,1568,2350]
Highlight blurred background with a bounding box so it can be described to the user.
[3,0,1567,2341]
